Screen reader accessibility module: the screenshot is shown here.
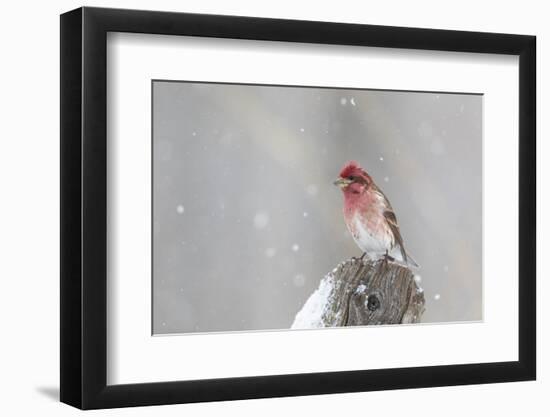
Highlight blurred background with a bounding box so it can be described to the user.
[152,80,482,335]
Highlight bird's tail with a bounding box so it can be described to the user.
[404,251,420,269]
[391,246,420,269]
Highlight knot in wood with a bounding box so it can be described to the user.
[367,294,381,311]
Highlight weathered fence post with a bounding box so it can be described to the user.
[291,257,425,329]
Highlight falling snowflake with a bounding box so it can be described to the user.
[379,156,384,162]
[350,97,356,106]
[176,205,185,214]
[303,212,308,218]
[340,98,347,106]
[293,274,306,287]
[265,248,277,258]
[414,275,422,283]
[383,176,390,183]
[292,244,300,252]
[300,127,305,132]
[192,132,197,137]
[434,294,441,301]
[253,211,270,229]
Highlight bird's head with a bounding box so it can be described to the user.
[334,161,372,195]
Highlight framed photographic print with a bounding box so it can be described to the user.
[60,6,536,409]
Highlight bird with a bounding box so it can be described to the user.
[334,161,418,268]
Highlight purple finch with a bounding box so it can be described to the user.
[334,161,418,267]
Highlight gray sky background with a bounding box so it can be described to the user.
[152,81,482,335]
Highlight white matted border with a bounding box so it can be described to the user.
[106,32,518,385]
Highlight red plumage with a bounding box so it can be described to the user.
[339,161,365,179]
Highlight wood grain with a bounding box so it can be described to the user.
[292,257,425,328]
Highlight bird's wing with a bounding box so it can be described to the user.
[372,183,413,265]
[383,209,408,264]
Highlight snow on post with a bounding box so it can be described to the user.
[291,258,425,329]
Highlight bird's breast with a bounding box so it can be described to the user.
[347,212,393,255]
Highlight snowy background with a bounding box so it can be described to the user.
[152,80,482,334]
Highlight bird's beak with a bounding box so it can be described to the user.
[333,178,352,188]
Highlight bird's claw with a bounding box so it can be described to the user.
[351,252,367,264]
[379,251,395,270]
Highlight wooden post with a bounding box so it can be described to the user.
[292,258,425,329]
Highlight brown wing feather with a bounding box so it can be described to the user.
[370,183,408,263]
[383,209,408,263]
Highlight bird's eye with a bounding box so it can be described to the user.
[348,176,354,181]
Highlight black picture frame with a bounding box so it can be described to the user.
[60,6,536,410]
